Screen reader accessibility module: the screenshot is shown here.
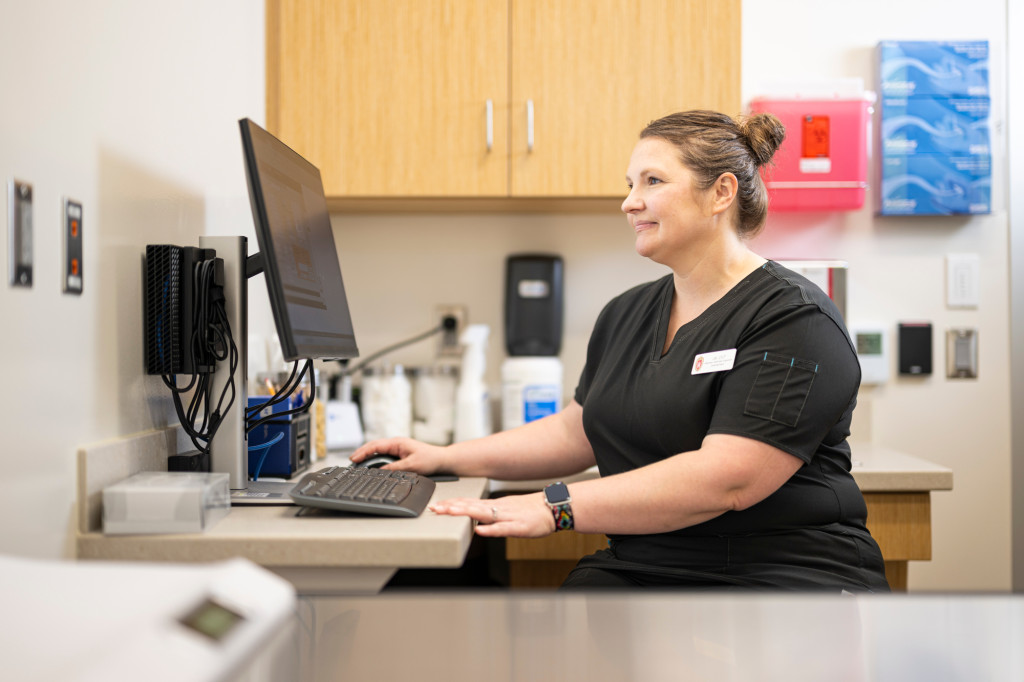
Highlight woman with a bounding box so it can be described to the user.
[352,110,890,592]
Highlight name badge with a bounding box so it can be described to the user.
[691,348,736,375]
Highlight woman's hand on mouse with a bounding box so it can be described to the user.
[350,437,451,475]
[430,493,555,538]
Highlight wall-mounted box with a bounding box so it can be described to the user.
[898,322,933,376]
[880,96,990,156]
[749,96,872,211]
[880,153,991,215]
[878,40,989,98]
[877,40,991,216]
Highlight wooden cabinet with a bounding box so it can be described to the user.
[509,0,740,197]
[266,0,740,202]
[267,0,509,197]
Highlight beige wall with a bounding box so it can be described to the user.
[0,0,1013,592]
[0,1,264,557]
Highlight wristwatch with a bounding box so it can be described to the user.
[543,481,574,532]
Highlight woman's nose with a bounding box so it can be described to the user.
[621,188,642,213]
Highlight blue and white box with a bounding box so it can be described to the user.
[880,154,991,216]
[881,96,990,156]
[878,40,991,216]
[878,40,989,98]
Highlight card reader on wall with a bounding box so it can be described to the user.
[898,322,933,375]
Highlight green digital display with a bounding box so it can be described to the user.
[856,332,883,356]
[179,598,244,642]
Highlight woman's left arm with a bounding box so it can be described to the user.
[430,433,803,538]
[567,433,802,535]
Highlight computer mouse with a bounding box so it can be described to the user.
[354,453,400,469]
[353,453,460,481]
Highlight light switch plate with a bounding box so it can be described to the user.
[8,179,33,287]
[946,253,980,308]
[63,198,83,294]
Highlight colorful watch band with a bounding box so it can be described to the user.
[544,482,574,532]
[551,503,574,531]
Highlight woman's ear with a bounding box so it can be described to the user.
[710,172,739,215]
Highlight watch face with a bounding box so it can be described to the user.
[545,481,570,504]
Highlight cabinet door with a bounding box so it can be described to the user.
[268,0,509,197]
[510,0,741,197]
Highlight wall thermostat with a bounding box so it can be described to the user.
[849,325,889,385]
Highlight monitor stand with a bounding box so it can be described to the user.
[198,236,249,490]
[198,235,303,504]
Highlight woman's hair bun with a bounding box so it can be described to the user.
[739,112,786,167]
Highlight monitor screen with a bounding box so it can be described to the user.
[240,118,359,362]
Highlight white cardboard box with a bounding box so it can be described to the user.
[103,472,230,535]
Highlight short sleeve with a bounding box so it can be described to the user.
[706,304,860,463]
[574,299,615,407]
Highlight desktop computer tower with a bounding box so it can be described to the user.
[247,396,311,479]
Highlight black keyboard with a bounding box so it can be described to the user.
[289,466,436,518]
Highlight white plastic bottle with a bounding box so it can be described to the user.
[454,324,492,442]
[501,356,563,430]
[325,373,364,450]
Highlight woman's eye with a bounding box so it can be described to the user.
[648,177,662,185]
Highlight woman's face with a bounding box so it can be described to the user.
[621,136,716,266]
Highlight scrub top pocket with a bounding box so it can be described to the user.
[743,353,818,427]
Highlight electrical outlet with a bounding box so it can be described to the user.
[436,304,467,357]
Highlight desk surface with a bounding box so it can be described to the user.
[77,475,486,567]
[489,440,954,494]
[75,433,488,594]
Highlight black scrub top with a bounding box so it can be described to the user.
[575,261,888,589]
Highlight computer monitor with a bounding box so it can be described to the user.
[239,118,359,362]
[206,120,362,493]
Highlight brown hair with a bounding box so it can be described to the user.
[640,110,786,238]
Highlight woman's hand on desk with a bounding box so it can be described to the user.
[430,493,555,538]
[350,437,451,475]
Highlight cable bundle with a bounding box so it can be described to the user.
[162,257,238,459]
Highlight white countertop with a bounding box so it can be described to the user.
[847,441,953,492]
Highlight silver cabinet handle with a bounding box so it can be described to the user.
[527,100,534,152]
[485,99,493,152]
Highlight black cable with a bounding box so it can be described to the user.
[159,256,237,458]
[342,324,444,376]
[246,359,316,434]
[246,360,301,416]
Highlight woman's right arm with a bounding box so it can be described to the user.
[349,400,595,481]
